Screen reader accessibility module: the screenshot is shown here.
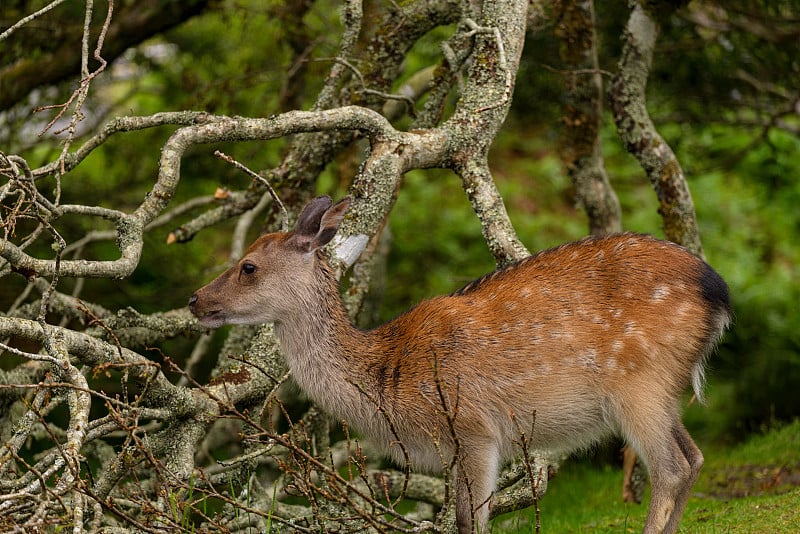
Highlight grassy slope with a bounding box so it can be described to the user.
[491,419,800,533]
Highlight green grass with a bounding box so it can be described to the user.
[680,488,800,533]
[491,420,800,533]
[491,460,649,534]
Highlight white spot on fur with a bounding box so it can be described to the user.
[674,302,692,318]
[623,321,637,335]
[651,285,670,302]
[549,330,574,342]
[611,340,624,353]
[578,349,599,371]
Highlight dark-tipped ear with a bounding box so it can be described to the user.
[311,196,351,249]
[289,196,351,252]
[294,196,333,238]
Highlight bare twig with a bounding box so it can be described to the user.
[0,0,71,42]
[214,150,288,231]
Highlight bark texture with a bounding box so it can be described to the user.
[555,0,622,236]
[609,1,703,255]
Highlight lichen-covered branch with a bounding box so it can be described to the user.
[442,1,537,265]
[609,1,703,255]
[555,0,622,236]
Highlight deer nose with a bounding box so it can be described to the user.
[188,293,198,312]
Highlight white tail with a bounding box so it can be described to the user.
[189,196,731,533]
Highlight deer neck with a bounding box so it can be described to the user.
[272,258,374,422]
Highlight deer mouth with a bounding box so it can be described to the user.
[196,310,226,328]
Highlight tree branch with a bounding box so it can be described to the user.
[609,2,703,255]
[555,0,622,236]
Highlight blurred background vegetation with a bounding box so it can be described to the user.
[2,0,798,444]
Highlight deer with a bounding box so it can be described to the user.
[189,195,731,534]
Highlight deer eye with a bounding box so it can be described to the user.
[240,262,257,275]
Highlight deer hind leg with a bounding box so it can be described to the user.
[662,423,703,533]
[454,443,499,534]
[621,401,702,534]
[621,445,642,504]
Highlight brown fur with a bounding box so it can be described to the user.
[189,196,731,533]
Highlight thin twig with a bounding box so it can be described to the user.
[213,150,289,231]
[0,0,70,42]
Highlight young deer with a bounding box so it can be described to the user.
[189,196,731,534]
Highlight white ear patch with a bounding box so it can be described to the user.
[332,234,369,267]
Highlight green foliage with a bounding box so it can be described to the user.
[667,126,800,434]
[153,0,341,115]
[382,169,494,320]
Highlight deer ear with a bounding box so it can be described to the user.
[312,197,351,249]
[294,196,333,238]
[289,196,351,252]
